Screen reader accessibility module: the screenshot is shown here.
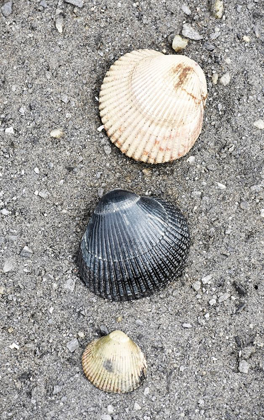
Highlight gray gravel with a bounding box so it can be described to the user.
[1,1,264,420]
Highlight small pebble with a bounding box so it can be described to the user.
[211,0,224,19]
[20,246,33,258]
[260,209,264,218]
[209,298,216,306]
[1,209,10,215]
[1,1,13,17]
[218,293,230,303]
[101,416,111,420]
[217,182,226,190]
[78,331,85,338]
[8,327,14,333]
[107,405,114,414]
[64,278,76,292]
[50,128,64,139]
[243,35,250,43]
[240,201,249,210]
[181,4,191,15]
[9,343,19,350]
[5,127,14,134]
[40,0,47,7]
[116,316,123,322]
[61,94,69,104]
[182,24,203,40]
[65,0,84,7]
[142,168,152,176]
[66,338,79,352]
[202,275,212,284]
[238,360,250,374]
[3,259,15,273]
[134,403,141,411]
[98,188,104,198]
[253,120,264,130]
[212,73,219,85]
[219,73,231,86]
[172,35,188,52]
[38,190,49,199]
[182,323,192,329]
[104,145,111,155]
[34,167,39,174]
[144,387,150,396]
[53,385,62,395]
[97,125,105,132]
[241,346,255,360]
[187,156,195,164]
[55,15,64,33]
[100,325,109,336]
[192,281,201,292]
[204,313,210,319]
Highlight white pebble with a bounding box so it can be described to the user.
[34,167,39,174]
[220,73,231,86]
[1,209,10,215]
[182,23,203,40]
[55,15,64,33]
[101,416,111,420]
[211,0,224,19]
[217,182,226,190]
[172,35,188,52]
[107,405,114,414]
[50,128,64,139]
[3,259,15,273]
[9,343,19,350]
[192,281,201,291]
[260,209,264,218]
[144,387,150,395]
[182,323,192,329]
[78,331,85,338]
[243,35,250,43]
[201,275,212,284]
[5,127,14,134]
[212,73,219,85]
[238,360,250,374]
[66,338,79,352]
[218,293,230,303]
[187,156,195,164]
[134,403,141,411]
[209,298,216,306]
[181,4,191,15]
[204,313,210,319]
[64,278,76,292]
[97,125,105,132]
[253,119,264,130]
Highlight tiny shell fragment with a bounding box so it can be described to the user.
[172,35,188,52]
[50,128,64,139]
[253,119,264,130]
[182,23,203,40]
[211,0,224,19]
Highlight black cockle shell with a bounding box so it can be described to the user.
[78,190,190,301]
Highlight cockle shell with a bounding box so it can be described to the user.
[99,49,207,164]
[78,189,190,301]
[82,330,147,393]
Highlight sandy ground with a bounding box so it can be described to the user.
[1,0,264,419]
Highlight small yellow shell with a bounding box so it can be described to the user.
[82,330,147,393]
[99,49,207,164]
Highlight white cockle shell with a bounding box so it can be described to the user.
[99,49,207,164]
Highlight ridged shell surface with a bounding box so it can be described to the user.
[99,49,207,164]
[78,189,190,301]
[82,330,147,393]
